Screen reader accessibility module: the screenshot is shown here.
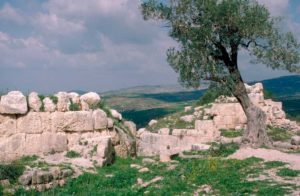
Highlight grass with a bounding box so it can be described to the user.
[264,161,287,169]
[65,151,81,158]
[0,156,38,183]
[183,142,240,158]
[220,129,243,138]
[69,101,80,111]
[15,156,295,195]
[49,95,58,104]
[267,126,292,142]
[276,168,300,177]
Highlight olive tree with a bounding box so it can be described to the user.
[141,0,300,146]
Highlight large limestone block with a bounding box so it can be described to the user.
[110,109,122,120]
[124,121,137,136]
[68,92,80,104]
[43,98,56,112]
[52,111,93,132]
[56,92,70,112]
[17,112,42,134]
[0,133,26,160]
[28,92,42,112]
[195,120,219,140]
[93,109,108,130]
[0,91,28,114]
[80,92,101,110]
[24,132,67,154]
[0,114,17,137]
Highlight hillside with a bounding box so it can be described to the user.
[102,75,300,128]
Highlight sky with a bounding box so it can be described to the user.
[0,0,300,94]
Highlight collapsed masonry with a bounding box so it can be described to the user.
[0,91,136,164]
[137,83,300,157]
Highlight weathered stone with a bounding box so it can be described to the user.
[61,169,73,178]
[0,133,25,161]
[52,111,93,132]
[68,92,80,104]
[43,98,56,112]
[159,154,171,162]
[24,132,68,154]
[191,144,211,151]
[17,112,43,134]
[80,92,101,110]
[0,91,27,114]
[0,114,17,137]
[124,121,137,136]
[0,179,10,187]
[141,159,155,165]
[93,109,108,130]
[107,118,114,128]
[291,136,300,146]
[28,92,42,112]
[56,92,70,112]
[184,106,192,112]
[138,167,150,173]
[158,128,170,135]
[148,119,158,127]
[180,115,194,123]
[110,109,122,120]
[18,172,32,185]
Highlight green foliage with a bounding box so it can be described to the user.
[142,0,300,94]
[220,129,243,138]
[264,161,287,169]
[267,126,292,141]
[0,156,36,183]
[276,168,300,177]
[69,100,80,111]
[0,184,3,195]
[18,156,294,195]
[91,100,112,117]
[197,84,232,106]
[49,95,58,104]
[38,94,45,112]
[65,151,81,158]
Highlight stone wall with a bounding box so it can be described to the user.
[0,91,136,163]
[137,83,300,157]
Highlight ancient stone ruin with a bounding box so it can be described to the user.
[137,83,300,158]
[0,91,136,163]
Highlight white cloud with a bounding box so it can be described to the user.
[33,13,85,35]
[257,0,289,16]
[0,3,25,24]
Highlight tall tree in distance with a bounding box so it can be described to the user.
[141,0,300,147]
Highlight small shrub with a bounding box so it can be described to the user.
[209,142,240,157]
[69,100,80,111]
[91,100,111,116]
[276,168,300,177]
[65,151,81,158]
[267,126,292,141]
[264,161,287,169]
[0,164,25,183]
[49,95,58,104]
[0,184,3,195]
[196,84,231,106]
[220,129,243,138]
[38,94,45,112]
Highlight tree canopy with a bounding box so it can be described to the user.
[142,0,300,88]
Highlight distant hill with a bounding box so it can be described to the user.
[102,75,300,128]
[102,82,209,96]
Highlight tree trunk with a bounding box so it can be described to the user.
[229,69,272,147]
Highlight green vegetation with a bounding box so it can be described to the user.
[38,94,45,112]
[65,151,81,158]
[183,142,240,157]
[0,156,38,183]
[264,161,287,169]
[16,156,295,195]
[267,126,292,142]
[196,85,231,106]
[69,100,80,111]
[276,168,300,177]
[91,100,112,117]
[49,95,58,104]
[146,109,194,132]
[220,129,243,138]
